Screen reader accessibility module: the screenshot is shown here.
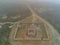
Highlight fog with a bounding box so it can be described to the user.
[0,0,60,4]
[0,0,60,33]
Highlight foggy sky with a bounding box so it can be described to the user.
[0,0,60,3]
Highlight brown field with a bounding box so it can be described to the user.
[9,15,54,45]
[14,22,49,40]
[9,6,55,45]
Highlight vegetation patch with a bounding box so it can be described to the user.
[0,23,12,45]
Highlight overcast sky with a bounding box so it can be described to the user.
[0,0,60,4]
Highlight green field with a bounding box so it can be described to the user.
[0,23,12,45]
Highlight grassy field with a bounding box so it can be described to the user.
[0,23,12,45]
